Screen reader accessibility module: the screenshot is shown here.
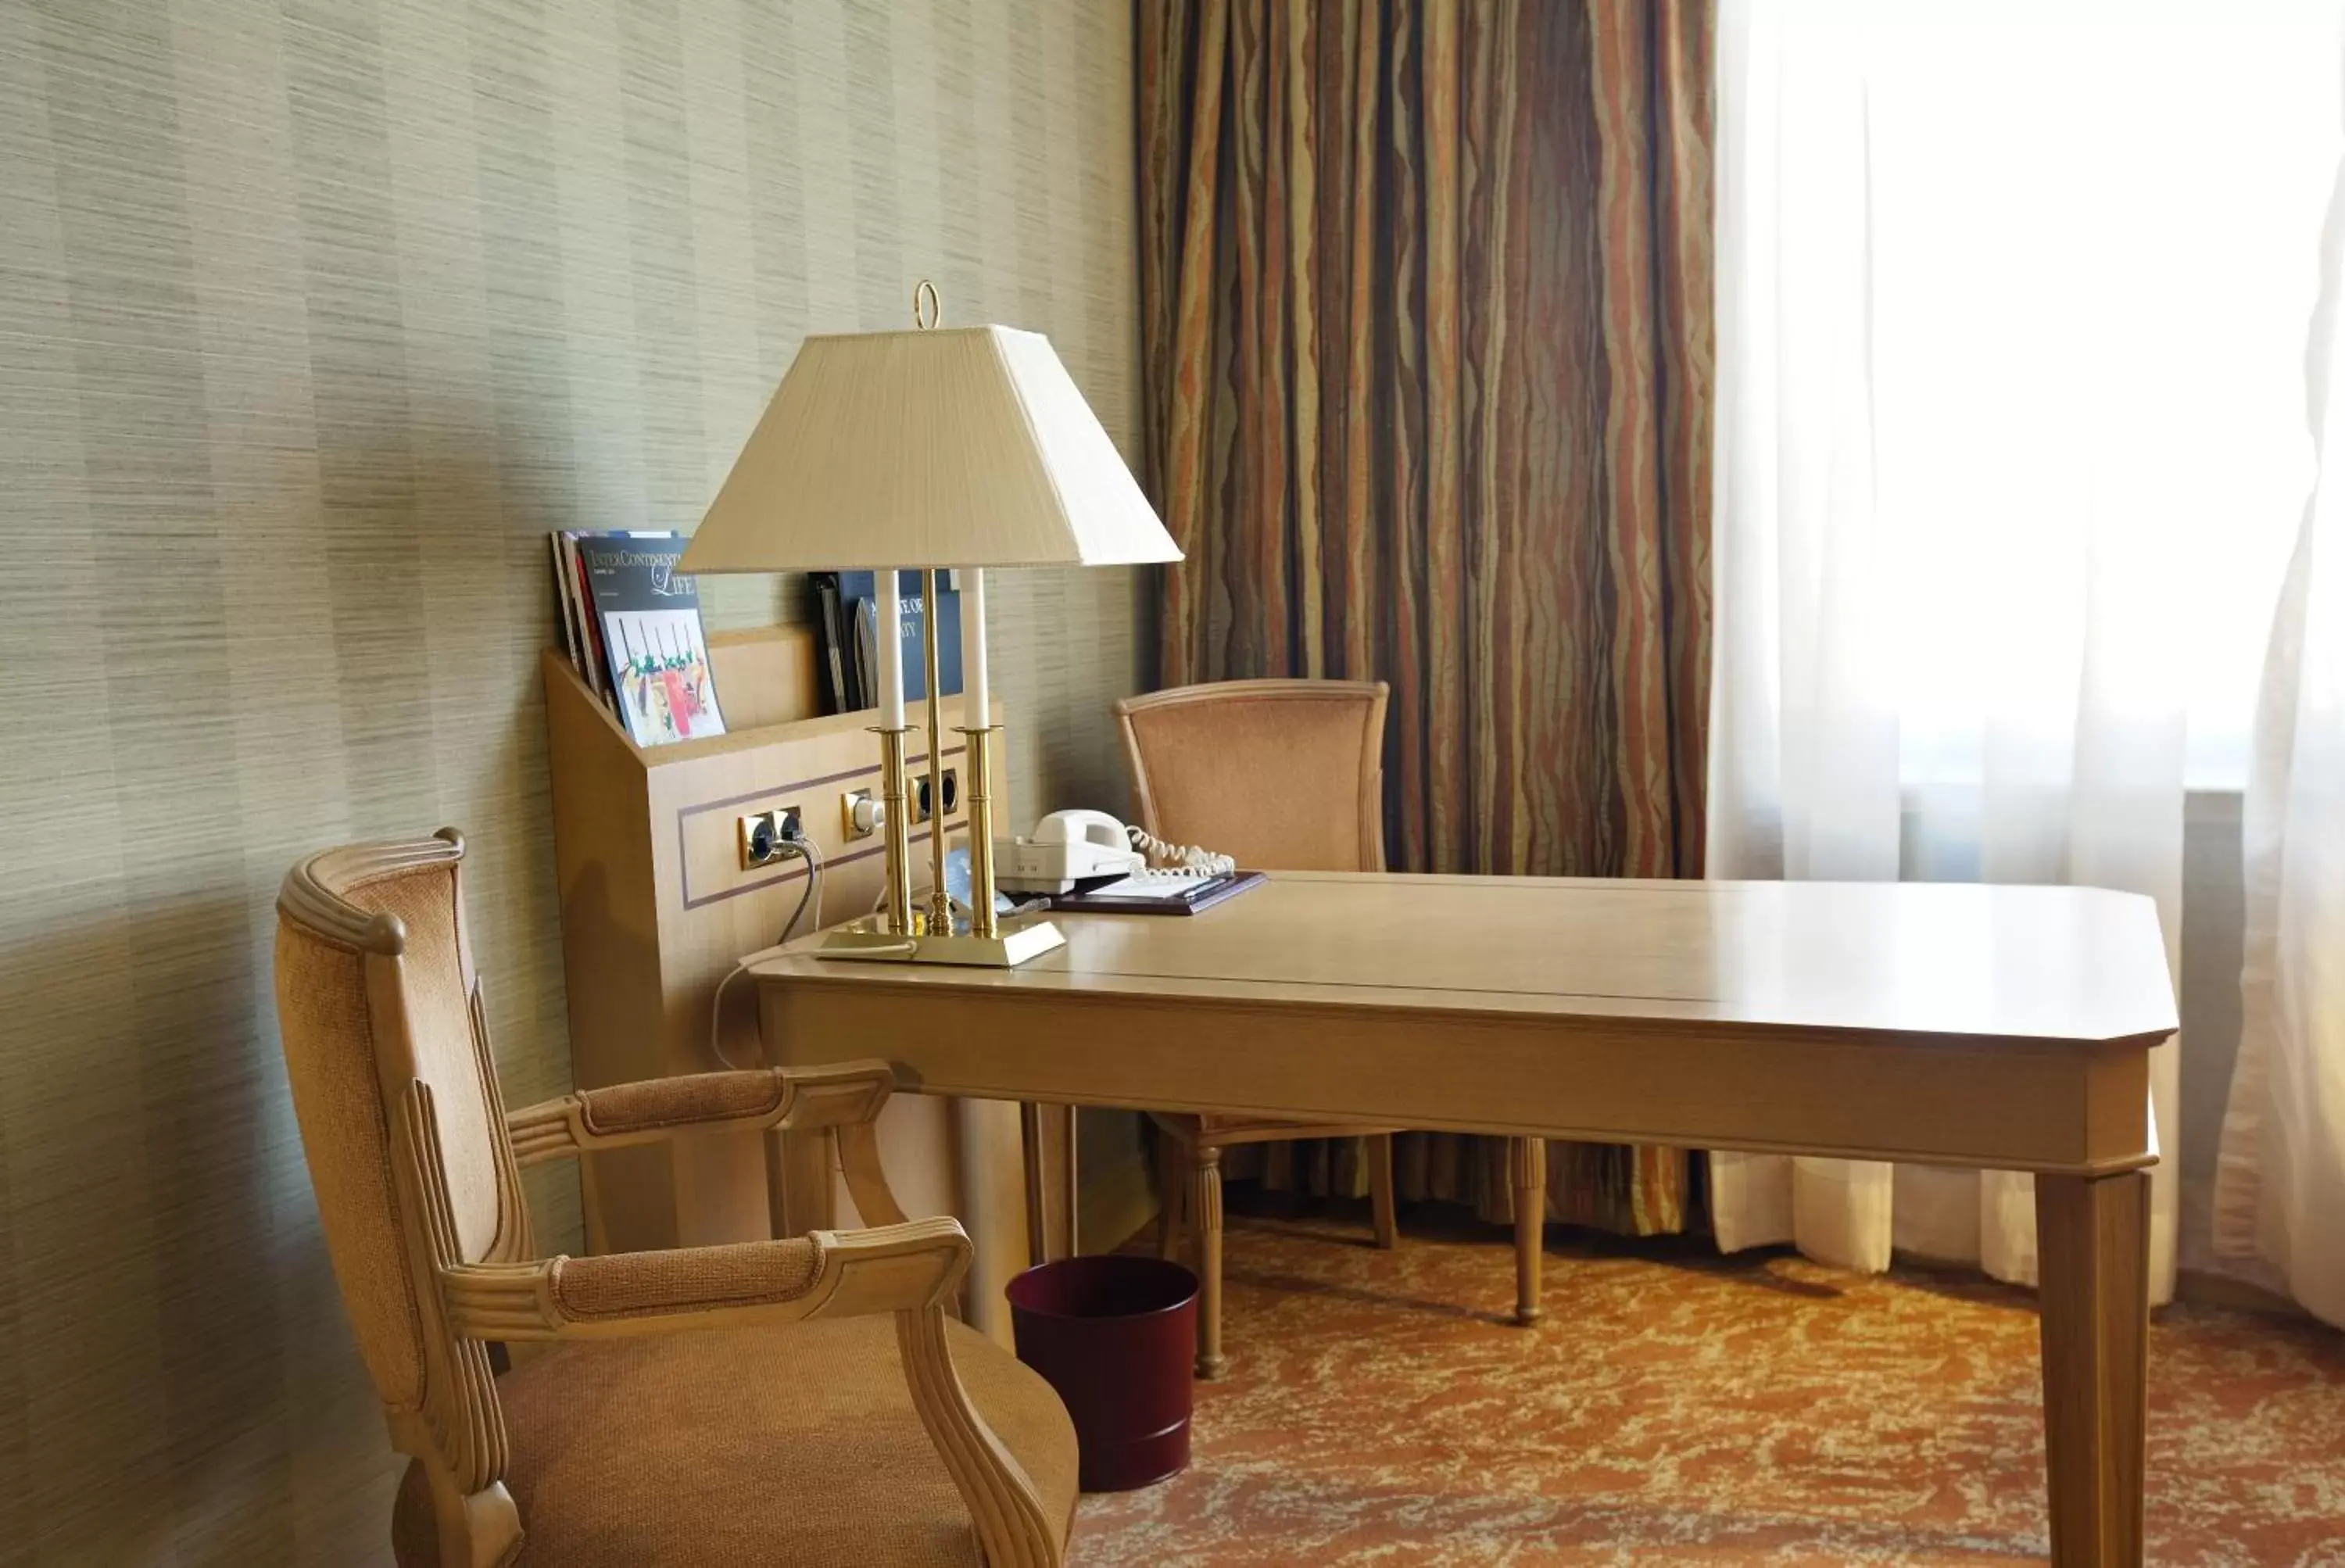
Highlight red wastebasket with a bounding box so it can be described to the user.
[1005,1255,1198,1491]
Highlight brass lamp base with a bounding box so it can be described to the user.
[830,573,1059,969]
[817,914,1067,968]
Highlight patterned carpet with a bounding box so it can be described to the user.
[1070,1208,2345,1566]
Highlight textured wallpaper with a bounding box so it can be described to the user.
[0,0,1141,1560]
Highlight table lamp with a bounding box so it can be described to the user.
[679,282,1180,966]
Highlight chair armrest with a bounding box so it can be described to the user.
[397,1076,1054,1565]
[506,1060,893,1165]
[438,1218,1065,1567]
[439,1215,968,1340]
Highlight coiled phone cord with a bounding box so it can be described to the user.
[1126,823,1236,877]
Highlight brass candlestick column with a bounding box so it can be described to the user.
[920,569,954,937]
[875,725,914,934]
[961,723,1000,940]
[814,569,1061,967]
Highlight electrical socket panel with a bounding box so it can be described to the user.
[736,804,803,868]
[910,766,958,825]
[836,765,960,844]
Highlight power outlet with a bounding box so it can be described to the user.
[736,804,804,868]
[837,767,957,839]
[909,766,959,825]
[841,789,883,840]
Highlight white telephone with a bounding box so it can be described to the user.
[996,810,1235,893]
[997,810,1144,893]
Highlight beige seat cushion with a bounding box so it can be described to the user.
[393,1316,1077,1567]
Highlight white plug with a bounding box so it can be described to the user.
[842,789,889,839]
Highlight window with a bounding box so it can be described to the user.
[1727,3,2342,795]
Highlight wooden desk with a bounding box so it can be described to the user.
[753,872,2174,1568]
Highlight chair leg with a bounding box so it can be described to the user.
[1188,1143,1226,1380]
[420,1461,521,1568]
[1510,1136,1545,1326]
[1368,1133,1398,1249]
[1156,1129,1185,1261]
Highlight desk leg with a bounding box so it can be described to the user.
[1189,1144,1226,1380]
[1156,1131,1186,1259]
[765,1127,833,1238]
[1368,1134,1399,1249]
[1056,1108,1079,1259]
[2035,1171,2149,1568]
[1511,1136,1545,1326]
[1019,1103,1049,1269]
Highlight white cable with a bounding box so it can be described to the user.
[1126,823,1236,877]
[709,961,754,1070]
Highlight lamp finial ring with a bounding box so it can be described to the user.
[912,279,940,330]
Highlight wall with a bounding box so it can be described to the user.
[0,1,1142,1562]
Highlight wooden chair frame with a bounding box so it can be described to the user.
[1118,678,1392,872]
[279,832,1062,1568]
[1114,682,1545,1380]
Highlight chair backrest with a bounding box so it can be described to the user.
[273,829,533,1423]
[1115,678,1389,872]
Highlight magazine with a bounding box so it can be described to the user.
[571,532,727,747]
[550,532,613,707]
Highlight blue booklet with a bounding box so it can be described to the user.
[838,570,961,706]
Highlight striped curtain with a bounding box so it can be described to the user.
[1137,0,1714,1235]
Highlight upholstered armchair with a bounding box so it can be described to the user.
[273,829,1077,1566]
[1115,680,1547,1378]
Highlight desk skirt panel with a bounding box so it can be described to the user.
[760,980,2158,1179]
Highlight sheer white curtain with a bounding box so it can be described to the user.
[2214,114,2345,1331]
[1710,1,2339,1298]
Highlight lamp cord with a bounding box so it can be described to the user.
[710,837,825,1071]
[786,836,825,939]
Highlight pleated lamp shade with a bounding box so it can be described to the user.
[679,324,1181,572]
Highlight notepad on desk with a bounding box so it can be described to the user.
[1047,869,1266,915]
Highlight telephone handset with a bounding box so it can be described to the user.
[996,808,1235,893]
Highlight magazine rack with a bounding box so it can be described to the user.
[542,626,1051,1337]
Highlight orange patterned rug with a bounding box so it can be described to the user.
[1072,1209,2345,1566]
